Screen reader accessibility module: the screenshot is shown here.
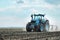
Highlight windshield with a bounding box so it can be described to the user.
[32,16,44,21]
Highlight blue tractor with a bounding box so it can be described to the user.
[26,14,49,32]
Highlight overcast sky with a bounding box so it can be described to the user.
[0,0,60,30]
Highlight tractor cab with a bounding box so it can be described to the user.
[31,14,45,21]
[31,14,45,24]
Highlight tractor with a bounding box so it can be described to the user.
[26,14,49,32]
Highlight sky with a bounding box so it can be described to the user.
[0,0,60,30]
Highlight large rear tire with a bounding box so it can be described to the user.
[26,22,34,32]
[26,22,31,32]
[44,20,49,32]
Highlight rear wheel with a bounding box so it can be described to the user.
[26,22,31,32]
[26,22,34,32]
[44,20,49,32]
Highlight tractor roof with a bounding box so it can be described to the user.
[31,14,45,17]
